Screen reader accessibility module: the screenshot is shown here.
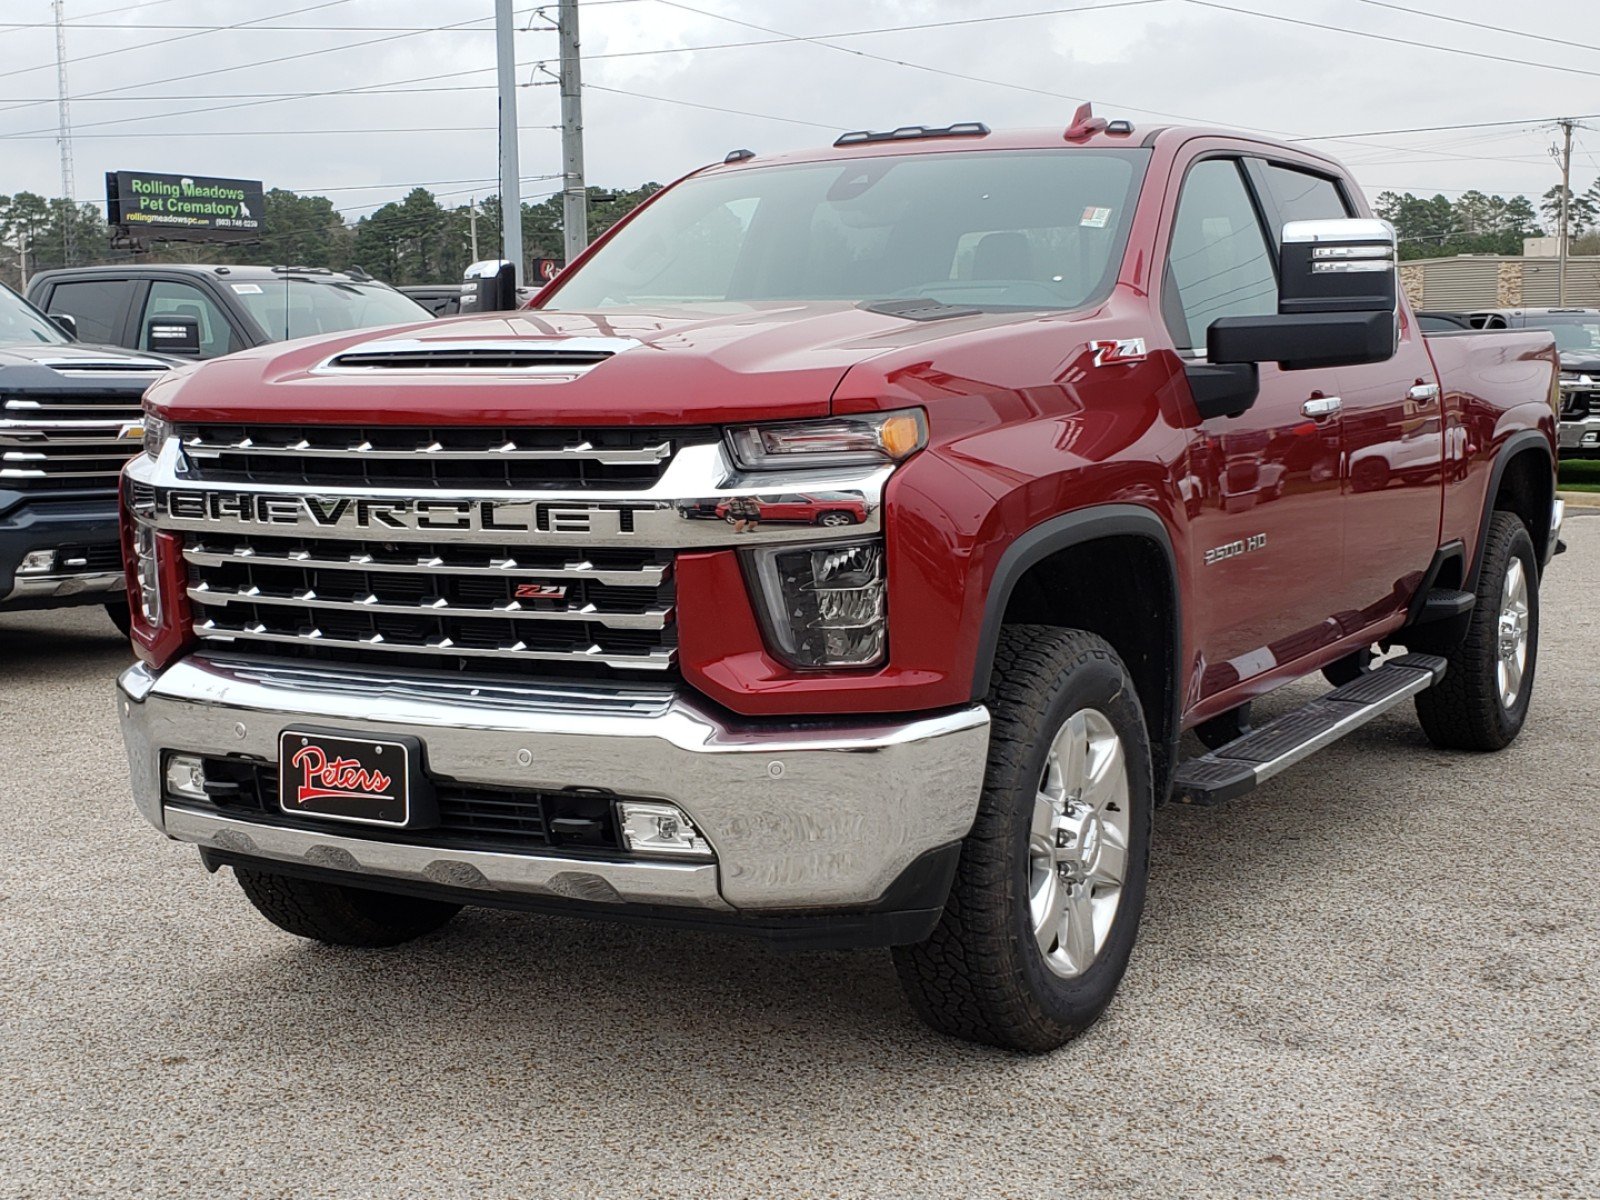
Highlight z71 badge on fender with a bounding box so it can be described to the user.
[1204,533,1267,565]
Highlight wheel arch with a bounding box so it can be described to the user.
[971,505,1182,796]
[1471,431,1555,586]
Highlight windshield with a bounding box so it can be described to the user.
[229,278,431,342]
[0,283,69,346]
[1522,315,1600,355]
[544,148,1149,312]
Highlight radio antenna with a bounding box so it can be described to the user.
[53,0,76,265]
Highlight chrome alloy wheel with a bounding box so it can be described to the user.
[1028,708,1131,979]
[1496,556,1531,709]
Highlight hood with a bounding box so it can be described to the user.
[143,302,1034,425]
[1559,350,1600,376]
[0,338,172,388]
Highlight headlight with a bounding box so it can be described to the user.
[726,410,925,471]
[142,411,172,461]
[747,540,886,668]
[133,522,161,625]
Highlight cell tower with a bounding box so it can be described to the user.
[53,0,75,263]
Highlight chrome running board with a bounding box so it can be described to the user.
[1173,653,1448,806]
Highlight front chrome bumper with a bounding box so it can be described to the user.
[117,656,990,914]
[1558,414,1600,452]
[3,567,124,605]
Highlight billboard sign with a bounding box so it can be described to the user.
[106,171,265,240]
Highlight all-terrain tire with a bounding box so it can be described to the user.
[233,867,462,947]
[104,600,132,638]
[1414,511,1539,751]
[892,626,1153,1053]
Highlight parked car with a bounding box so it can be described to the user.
[118,116,1562,1053]
[399,285,464,317]
[713,492,868,526]
[1459,308,1600,456]
[0,282,170,630]
[26,264,433,362]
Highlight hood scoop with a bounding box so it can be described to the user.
[317,336,637,377]
[33,356,170,375]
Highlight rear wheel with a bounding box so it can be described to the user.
[816,511,855,527]
[1415,511,1538,751]
[893,626,1152,1052]
[233,867,461,947]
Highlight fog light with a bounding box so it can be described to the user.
[617,801,711,857]
[164,754,208,802]
[1585,432,1599,446]
[17,549,55,575]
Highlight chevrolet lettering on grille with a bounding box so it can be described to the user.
[163,491,659,536]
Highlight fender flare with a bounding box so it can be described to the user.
[1468,429,1553,588]
[970,504,1183,790]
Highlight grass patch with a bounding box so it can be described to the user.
[1559,460,1600,493]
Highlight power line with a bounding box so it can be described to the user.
[0,1,358,84]
[646,0,1292,136]
[0,6,540,119]
[1294,113,1600,143]
[586,82,837,131]
[64,0,189,24]
[0,85,503,103]
[1345,0,1600,57]
[0,21,498,31]
[2,125,560,140]
[1182,0,1600,81]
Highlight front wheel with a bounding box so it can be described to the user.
[233,867,462,947]
[893,626,1152,1052]
[105,600,132,638]
[1415,511,1539,751]
[816,510,855,527]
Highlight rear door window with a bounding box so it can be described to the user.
[1261,164,1351,225]
[42,278,138,346]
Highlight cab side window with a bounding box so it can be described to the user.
[1164,159,1277,353]
[139,281,237,358]
[43,278,137,346]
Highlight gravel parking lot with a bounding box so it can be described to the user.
[2,518,1596,1200]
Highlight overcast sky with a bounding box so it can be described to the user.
[2,0,1596,219]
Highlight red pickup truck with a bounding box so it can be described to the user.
[117,114,1563,1052]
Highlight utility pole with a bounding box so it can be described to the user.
[18,228,29,291]
[1553,118,1576,307]
[53,0,75,266]
[559,0,588,265]
[494,0,523,285]
[468,201,480,262]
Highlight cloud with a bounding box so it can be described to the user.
[1,0,1591,217]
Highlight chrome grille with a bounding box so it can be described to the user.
[176,423,720,491]
[2,391,149,494]
[184,531,677,675]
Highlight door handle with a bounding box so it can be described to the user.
[1408,383,1440,403]
[1301,396,1342,419]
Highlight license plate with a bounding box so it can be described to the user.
[278,729,425,827]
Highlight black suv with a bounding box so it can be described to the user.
[0,282,169,629]
[27,264,433,362]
